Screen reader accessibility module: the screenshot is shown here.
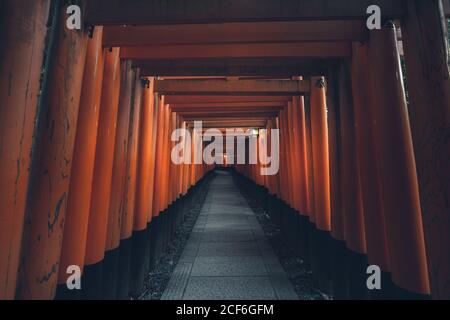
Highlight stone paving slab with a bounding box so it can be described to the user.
[183,276,277,300]
[162,171,298,300]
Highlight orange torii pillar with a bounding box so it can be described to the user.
[303,93,317,273]
[350,42,392,299]
[15,5,88,299]
[325,68,347,298]
[292,96,312,264]
[160,104,173,252]
[337,63,368,299]
[368,23,430,298]
[130,78,155,295]
[309,77,332,293]
[401,0,450,299]
[0,0,51,300]
[82,48,121,300]
[102,60,134,299]
[151,98,168,264]
[147,90,160,271]
[56,27,105,299]
[117,69,142,299]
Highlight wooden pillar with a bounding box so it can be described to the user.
[310,77,331,232]
[134,79,155,231]
[117,69,141,299]
[350,43,390,272]
[58,27,105,289]
[326,69,345,243]
[17,4,88,299]
[368,23,430,296]
[0,0,51,300]
[102,60,134,298]
[337,63,367,255]
[106,60,134,253]
[84,47,121,267]
[146,87,159,225]
[121,71,143,243]
[401,0,450,299]
[292,97,309,215]
[304,96,316,223]
[338,61,368,299]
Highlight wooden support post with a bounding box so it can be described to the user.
[310,77,331,232]
[117,68,142,299]
[304,95,316,224]
[401,0,450,299]
[326,69,345,243]
[102,60,134,299]
[17,4,88,299]
[350,43,390,273]
[368,23,430,296]
[337,64,367,255]
[57,27,105,295]
[83,48,121,299]
[0,0,51,300]
[337,62,368,299]
[121,70,142,242]
[134,79,155,232]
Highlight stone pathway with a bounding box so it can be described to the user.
[161,170,298,300]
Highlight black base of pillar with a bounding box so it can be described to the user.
[330,239,348,299]
[345,249,369,300]
[129,228,148,296]
[101,246,120,299]
[117,237,132,299]
[80,261,104,300]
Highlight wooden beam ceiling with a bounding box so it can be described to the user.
[187,119,268,128]
[86,0,404,25]
[164,96,292,104]
[121,42,351,60]
[103,20,367,46]
[154,79,310,95]
[170,102,285,110]
[135,58,336,76]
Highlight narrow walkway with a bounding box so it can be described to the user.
[162,170,298,300]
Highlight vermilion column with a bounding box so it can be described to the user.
[350,43,390,271]
[161,103,172,212]
[325,70,345,242]
[0,0,51,300]
[17,6,88,299]
[401,0,450,299]
[152,98,166,217]
[146,86,159,224]
[304,100,316,222]
[106,60,134,253]
[84,48,121,266]
[337,64,366,255]
[58,27,105,286]
[291,97,308,214]
[310,77,331,232]
[121,70,143,241]
[368,24,430,295]
[134,79,155,231]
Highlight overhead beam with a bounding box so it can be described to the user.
[154,79,310,95]
[103,20,367,46]
[183,113,276,120]
[187,119,268,128]
[170,101,286,109]
[86,0,404,25]
[121,42,352,60]
[165,96,292,104]
[135,58,335,76]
